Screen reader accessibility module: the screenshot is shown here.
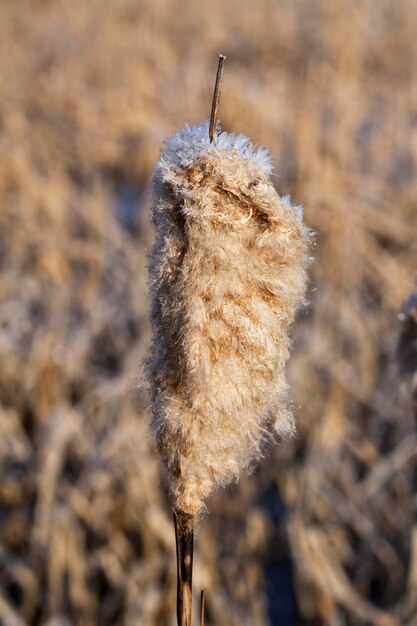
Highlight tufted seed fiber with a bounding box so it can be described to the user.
[146,120,311,517]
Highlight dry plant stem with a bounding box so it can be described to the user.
[397,290,417,423]
[174,510,194,626]
[209,54,226,142]
[200,590,205,626]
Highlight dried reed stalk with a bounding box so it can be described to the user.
[200,589,206,626]
[397,288,417,421]
[147,54,311,624]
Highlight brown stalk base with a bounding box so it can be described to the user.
[173,510,194,626]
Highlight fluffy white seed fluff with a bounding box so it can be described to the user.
[147,120,310,516]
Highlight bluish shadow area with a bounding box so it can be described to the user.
[257,484,300,626]
[113,184,147,237]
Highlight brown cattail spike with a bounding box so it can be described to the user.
[209,54,226,142]
[174,510,194,626]
[148,52,311,626]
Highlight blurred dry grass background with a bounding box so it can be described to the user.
[0,0,417,624]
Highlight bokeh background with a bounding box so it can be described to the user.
[1,0,417,624]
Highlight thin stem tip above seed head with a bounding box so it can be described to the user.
[209,54,226,143]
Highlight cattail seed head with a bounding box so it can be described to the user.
[147,121,311,516]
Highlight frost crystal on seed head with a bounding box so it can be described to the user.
[159,120,273,178]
